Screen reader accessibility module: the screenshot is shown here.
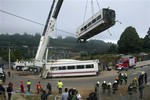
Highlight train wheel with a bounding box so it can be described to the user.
[16,66,20,71]
[34,68,38,73]
[29,68,33,72]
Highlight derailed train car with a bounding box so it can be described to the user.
[76,8,116,42]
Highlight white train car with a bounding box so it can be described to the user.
[76,8,116,42]
[42,59,99,78]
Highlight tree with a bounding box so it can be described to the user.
[107,44,117,54]
[117,26,141,54]
[142,28,150,52]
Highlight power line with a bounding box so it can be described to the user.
[0,9,75,36]
[0,9,44,26]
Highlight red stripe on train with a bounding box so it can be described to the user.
[49,71,97,75]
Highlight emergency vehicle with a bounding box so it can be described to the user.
[115,55,136,70]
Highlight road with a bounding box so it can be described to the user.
[2,63,150,99]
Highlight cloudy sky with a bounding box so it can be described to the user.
[0,0,150,44]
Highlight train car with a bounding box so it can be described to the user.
[76,8,116,42]
[41,59,99,78]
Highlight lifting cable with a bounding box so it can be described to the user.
[83,0,101,24]
[83,0,88,25]
[96,0,101,10]
[91,0,94,16]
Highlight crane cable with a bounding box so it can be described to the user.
[0,9,75,36]
[83,0,88,25]
[91,0,94,16]
[96,0,101,10]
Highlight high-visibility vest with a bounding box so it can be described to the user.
[57,82,63,88]
[27,81,31,85]
[37,83,41,89]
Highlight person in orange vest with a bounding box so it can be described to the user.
[20,81,24,93]
[36,81,41,94]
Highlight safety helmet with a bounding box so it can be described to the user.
[134,77,137,80]
[114,81,117,83]
[97,81,100,84]
[108,82,111,85]
[141,71,145,75]
[103,81,106,83]
[121,73,124,76]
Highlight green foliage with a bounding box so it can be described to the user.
[117,26,141,54]
[0,33,114,62]
[142,28,150,52]
[107,44,117,54]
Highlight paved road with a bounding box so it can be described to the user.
[2,63,150,100]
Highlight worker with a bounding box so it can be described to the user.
[37,81,41,94]
[128,83,133,95]
[132,78,138,92]
[141,72,144,84]
[123,73,128,85]
[8,71,11,77]
[107,82,111,95]
[7,83,12,100]
[46,82,52,94]
[112,81,118,94]
[138,74,143,86]
[102,81,107,94]
[27,80,31,92]
[20,81,24,93]
[119,73,124,85]
[95,81,100,100]
[144,72,147,84]
[0,81,6,99]
[8,82,13,91]
[139,84,144,99]
[115,76,119,85]
[57,80,63,94]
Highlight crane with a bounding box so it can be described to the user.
[13,0,64,73]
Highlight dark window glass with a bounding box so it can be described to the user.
[67,66,75,69]
[87,22,92,26]
[86,64,94,68]
[97,15,101,20]
[92,19,96,23]
[58,66,66,70]
[76,65,84,69]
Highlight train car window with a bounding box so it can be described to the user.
[81,28,84,32]
[87,22,92,27]
[92,19,96,23]
[59,66,66,70]
[76,65,84,69]
[86,64,94,68]
[97,15,101,20]
[84,26,87,30]
[67,66,75,69]
[50,67,58,71]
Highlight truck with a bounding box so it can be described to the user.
[13,0,64,73]
[115,55,136,70]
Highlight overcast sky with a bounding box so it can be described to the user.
[0,0,150,44]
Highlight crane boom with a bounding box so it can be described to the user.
[35,0,64,60]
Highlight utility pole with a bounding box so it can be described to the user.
[8,46,11,69]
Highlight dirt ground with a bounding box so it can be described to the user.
[1,69,150,100]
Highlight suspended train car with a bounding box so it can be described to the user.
[76,8,116,42]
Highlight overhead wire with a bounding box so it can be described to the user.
[0,9,75,36]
